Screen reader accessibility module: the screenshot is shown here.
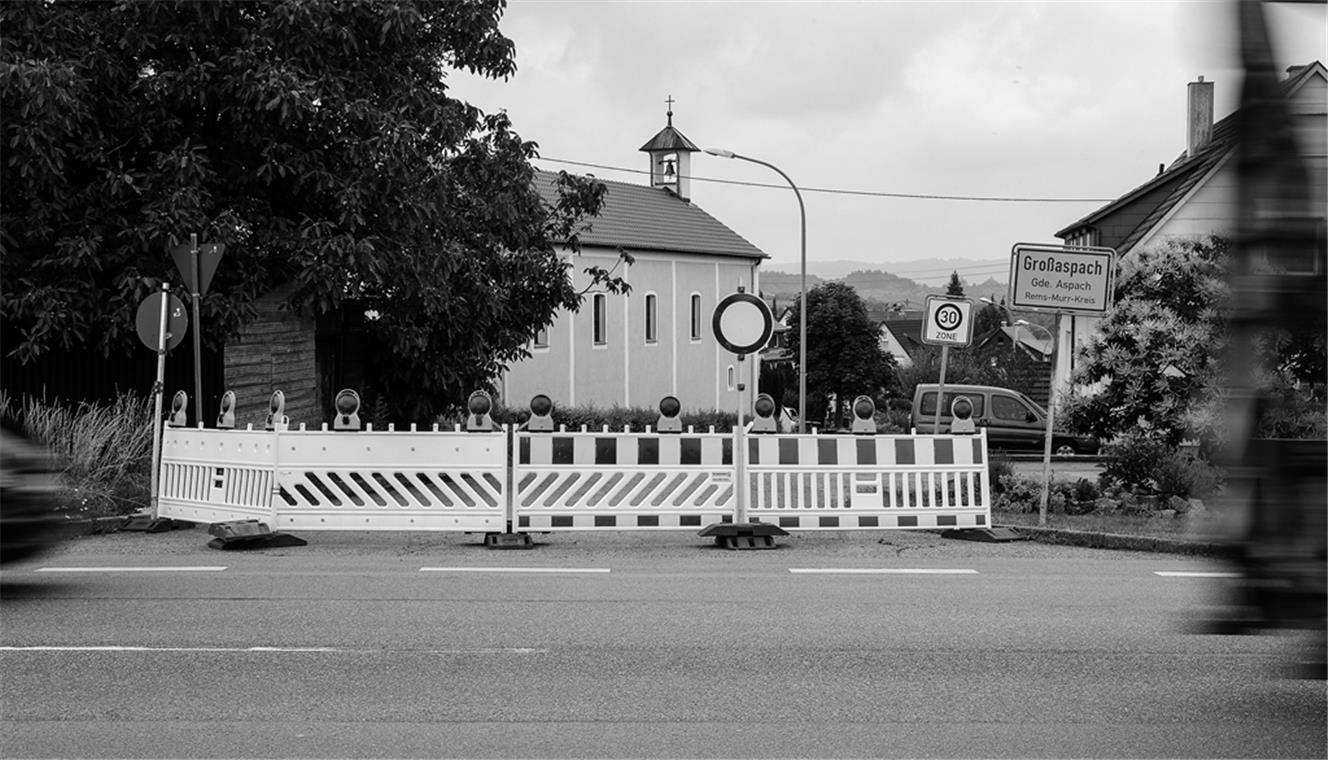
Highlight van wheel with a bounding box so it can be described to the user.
[1053,440,1078,457]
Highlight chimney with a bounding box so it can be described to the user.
[1186,75,1214,159]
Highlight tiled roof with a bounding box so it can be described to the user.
[1055,62,1324,253]
[534,170,766,260]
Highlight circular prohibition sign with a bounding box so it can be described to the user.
[934,302,964,332]
[712,291,774,355]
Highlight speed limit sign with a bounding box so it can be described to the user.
[921,295,974,347]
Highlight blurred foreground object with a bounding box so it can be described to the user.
[1204,0,1327,678]
[0,424,67,564]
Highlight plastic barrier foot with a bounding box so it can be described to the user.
[698,521,788,550]
[941,527,1028,543]
[485,532,533,550]
[206,520,307,551]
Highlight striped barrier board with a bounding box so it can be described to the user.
[273,428,507,532]
[158,426,277,524]
[745,431,991,530]
[513,431,734,530]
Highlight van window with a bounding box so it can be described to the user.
[919,392,985,418]
[991,394,1034,422]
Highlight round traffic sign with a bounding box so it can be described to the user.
[712,292,773,355]
[935,303,964,331]
[135,292,188,351]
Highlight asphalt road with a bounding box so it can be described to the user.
[2,528,1323,759]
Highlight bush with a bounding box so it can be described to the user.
[1151,450,1223,501]
[0,392,154,517]
[1098,433,1174,492]
[988,454,1015,494]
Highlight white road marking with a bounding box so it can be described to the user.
[0,645,547,655]
[788,568,979,575]
[420,567,611,574]
[35,566,228,573]
[1154,571,1242,578]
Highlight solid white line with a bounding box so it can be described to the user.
[35,566,228,573]
[0,645,548,655]
[788,568,979,575]
[420,567,611,574]
[1154,571,1241,578]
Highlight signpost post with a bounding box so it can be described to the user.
[1007,243,1116,526]
[920,295,975,434]
[135,286,188,517]
[170,236,225,425]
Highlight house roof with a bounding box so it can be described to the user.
[974,325,1052,358]
[638,124,700,153]
[533,170,766,260]
[1055,61,1325,253]
[879,319,927,361]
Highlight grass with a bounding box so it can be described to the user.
[1,392,155,517]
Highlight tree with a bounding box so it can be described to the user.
[784,282,895,426]
[945,270,965,296]
[1062,237,1231,447]
[973,298,1006,339]
[1,0,621,422]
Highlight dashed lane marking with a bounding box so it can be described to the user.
[1154,571,1242,578]
[35,566,228,573]
[788,568,979,575]
[0,645,548,654]
[420,567,611,574]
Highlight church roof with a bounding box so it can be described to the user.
[534,170,767,260]
[638,124,701,153]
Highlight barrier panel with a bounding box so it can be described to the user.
[273,427,507,532]
[158,426,277,525]
[512,428,734,530]
[158,423,507,532]
[745,431,991,530]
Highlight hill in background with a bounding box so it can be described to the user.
[760,259,1009,316]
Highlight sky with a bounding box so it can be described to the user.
[449,1,1327,284]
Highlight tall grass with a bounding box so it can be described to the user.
[1,392,155,517]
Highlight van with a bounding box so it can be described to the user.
[908,383,1100,455]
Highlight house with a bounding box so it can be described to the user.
[878,316,926,368]
[1053,61,1327,392]
[499,110,769,413]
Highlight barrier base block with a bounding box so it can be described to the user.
[941,526,1028,543]
[698,521,788,550]
[485,532,533,550]
[207,520,307,551]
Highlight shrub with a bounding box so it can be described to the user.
[988,454,1015,494]
[1151,450,1223,501]
[1098,433,1174,492]
[1,392,154,517]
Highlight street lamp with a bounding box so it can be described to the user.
[980,296,1019,356]
[1014,319,1053,359]
[704,147,808,433]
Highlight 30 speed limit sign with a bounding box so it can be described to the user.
[921,295,974,347]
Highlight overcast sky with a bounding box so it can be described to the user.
[449,1,1327,283]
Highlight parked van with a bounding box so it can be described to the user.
[909,384,1100,455]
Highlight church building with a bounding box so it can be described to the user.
[499,109,770,413]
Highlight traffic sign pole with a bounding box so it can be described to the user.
[149,284,170,518]
[189,234,202,426]
[932,345,950,435]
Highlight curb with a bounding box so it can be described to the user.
[1004,524,1237,558]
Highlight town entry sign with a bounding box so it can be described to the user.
[1008,243,1116,316]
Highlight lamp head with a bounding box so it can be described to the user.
[704,147,736,159]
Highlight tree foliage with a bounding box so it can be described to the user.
[784,282,895,425]
[1,0,618,421]
[1062,237,1231,446]
[945,270,965,296]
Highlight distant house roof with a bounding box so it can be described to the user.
[880,319,926,363]
[1055,61,1325,254]
[533,170,766,260]
[974,325,1052,360]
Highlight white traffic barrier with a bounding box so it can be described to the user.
[273,426,507,532]
[158,426,277,525]
[745,430,992,530]
[158,423,508,532]
[512,428,734,530]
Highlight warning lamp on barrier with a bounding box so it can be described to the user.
[333,389,361,431]
[167,391,188,427]
[216,390,236,429]
[265,390,288,431]
[466,390,494,432]
[949,395,977,434]
[527,394,554,432]
[850,395,877,434]
[750,393,778,433]
[657,395,682,433]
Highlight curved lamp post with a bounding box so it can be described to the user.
[703,148,808,433]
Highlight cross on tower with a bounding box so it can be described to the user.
[665,94,674,126]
